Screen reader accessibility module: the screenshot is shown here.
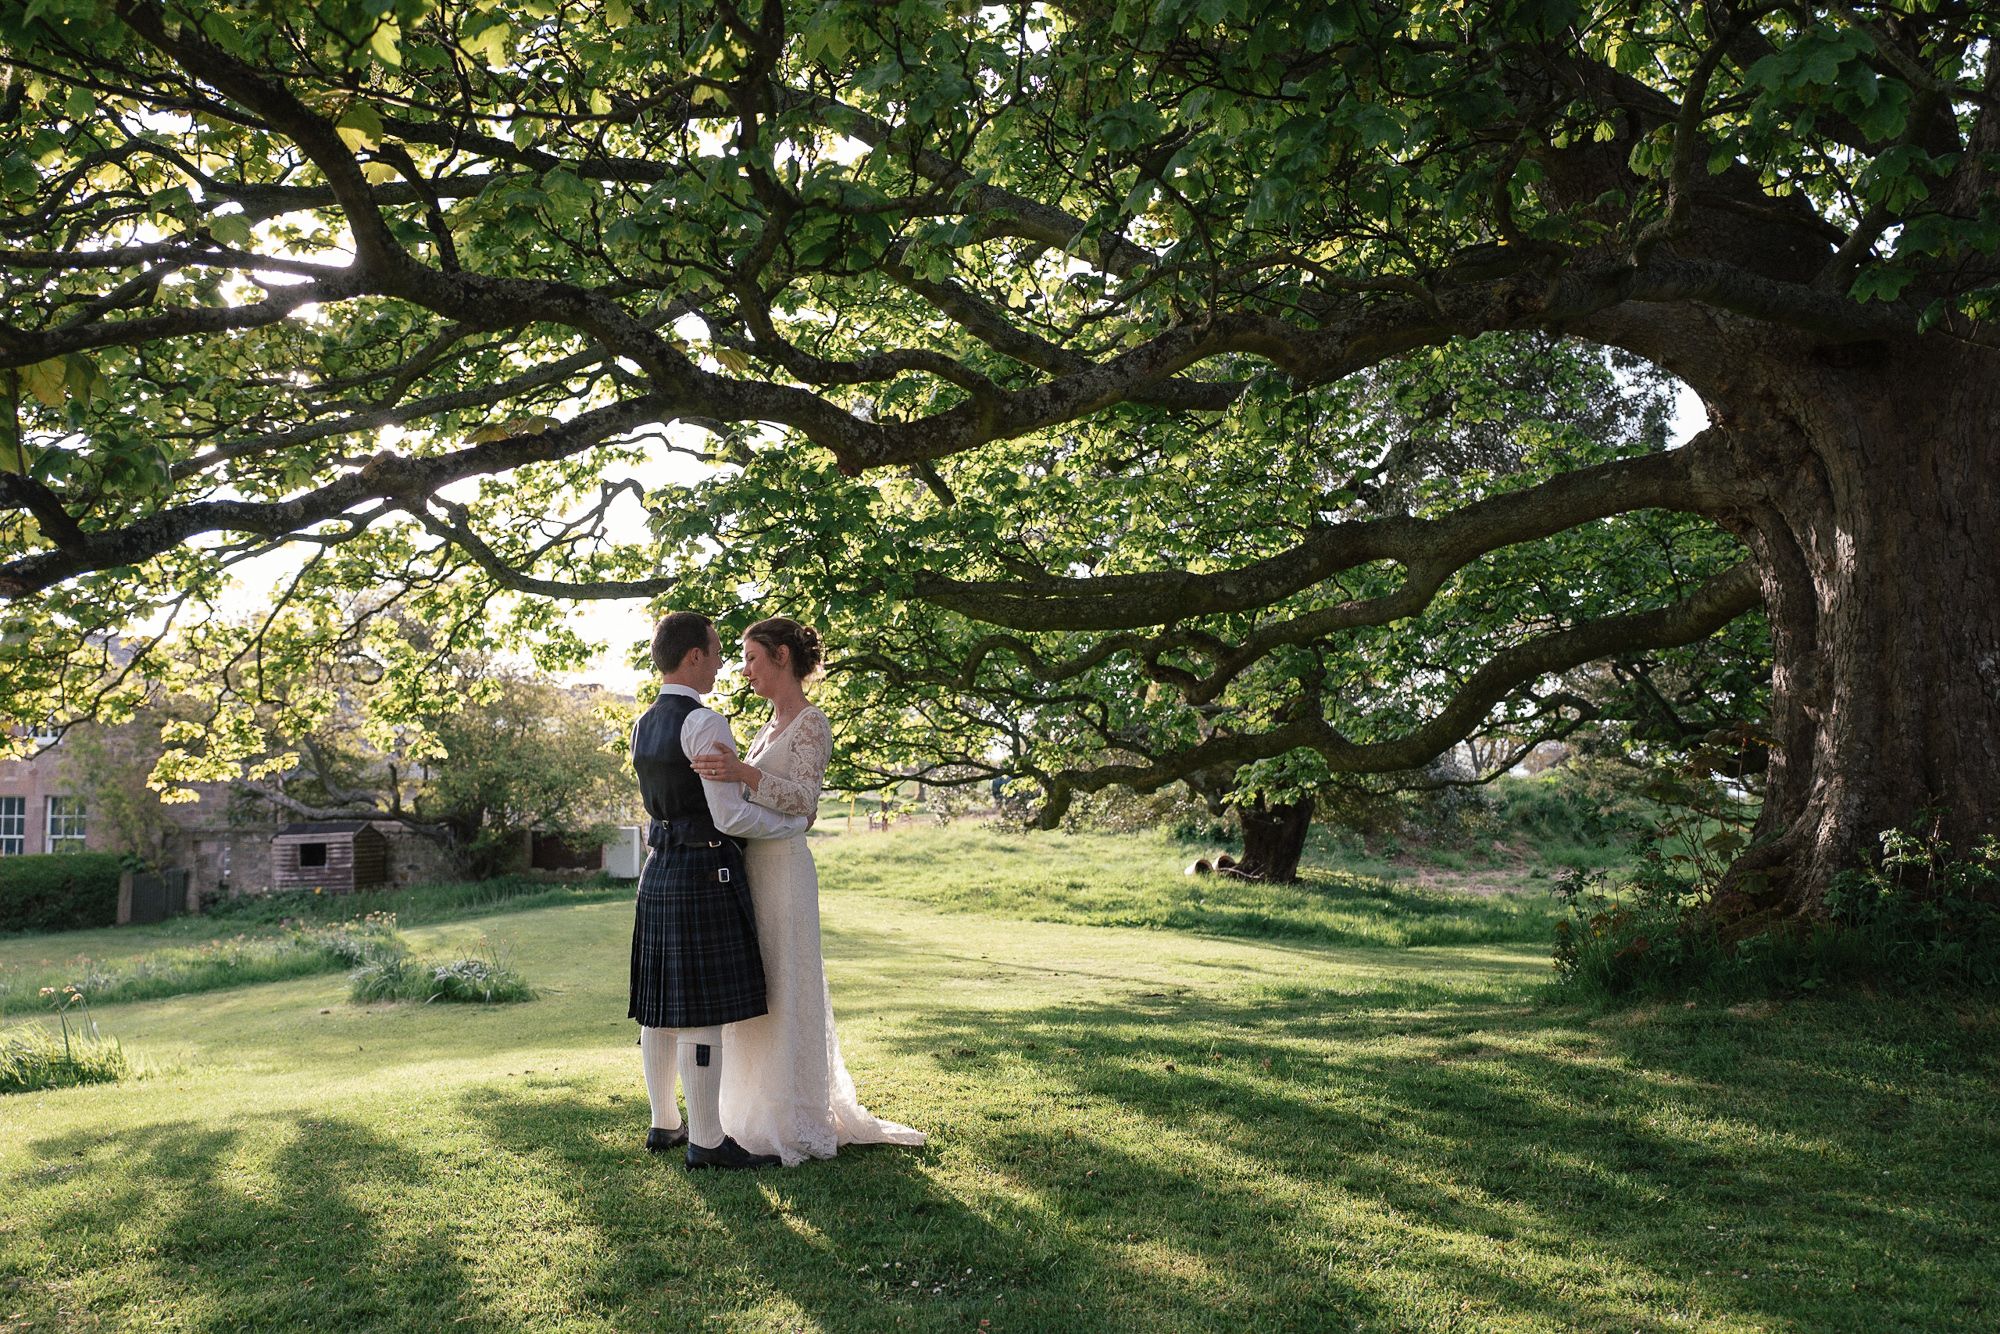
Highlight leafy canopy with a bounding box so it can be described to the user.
[1,0,1989,800]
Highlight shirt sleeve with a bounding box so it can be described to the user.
[682,707,809,840]
[748,708,831,820]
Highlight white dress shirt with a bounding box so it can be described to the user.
[655,685,809,841]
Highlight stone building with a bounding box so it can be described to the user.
[3,678,633,900]
[0,725,106,858]
[0,722,464,901]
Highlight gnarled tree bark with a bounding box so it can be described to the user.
[1684,338,2000,921]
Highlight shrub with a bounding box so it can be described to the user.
[1063,784,1222,838]
[0,853,125,932]
[1491,769,1662,853]
[1551,819,2000,1000]
[1549,858,1712,998]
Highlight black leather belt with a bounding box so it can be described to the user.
[646,817,739,851]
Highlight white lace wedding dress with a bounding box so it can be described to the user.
[717,704,925,1165]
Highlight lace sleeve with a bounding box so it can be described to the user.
[749,707,831,819]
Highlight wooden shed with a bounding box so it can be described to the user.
[272,821,389,894]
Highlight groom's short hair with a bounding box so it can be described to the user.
[651,611,714,674]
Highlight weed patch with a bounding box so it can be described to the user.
[1,915,405,1008]
[1552,820,2000,1000]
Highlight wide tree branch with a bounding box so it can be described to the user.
[0,396,664,597]
[1033,560,1763,824]
[0,273,364,368]
[112,0,406,273]
[918,443,1711,631]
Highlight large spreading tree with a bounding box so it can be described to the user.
[2,0,1994,921]
[671,328,1762,882]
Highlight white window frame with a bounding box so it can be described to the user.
[46,796,87,852]
[0,796,23,856]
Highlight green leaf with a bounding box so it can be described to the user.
[1851,81,1912,142]
[335,102,383,152]
[1849,266,1914,303]
[369,19,401,67]
[459,21,511,68]
[209,213,253,248]
[62,354,101,402]
[18,360,66,409]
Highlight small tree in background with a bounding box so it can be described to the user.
[415,674,633,878]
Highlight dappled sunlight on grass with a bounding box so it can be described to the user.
[4,841,1996,1330]
[888,980,1997,1331]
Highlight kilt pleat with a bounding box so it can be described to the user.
[628,840,768,1028]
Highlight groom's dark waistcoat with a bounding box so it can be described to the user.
[627,690,766,1028]
[632,692,739,850]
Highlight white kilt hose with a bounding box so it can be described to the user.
[628,824,769,1028]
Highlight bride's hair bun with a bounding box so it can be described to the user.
[746,616,824,679]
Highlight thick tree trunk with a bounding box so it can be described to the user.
[1695,337,2000,922]
[1236,794,1315,883]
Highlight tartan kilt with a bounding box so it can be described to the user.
[628,839,768,1028]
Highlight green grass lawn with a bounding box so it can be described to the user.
[813,824,1560,947]
[2,825,1996,1332]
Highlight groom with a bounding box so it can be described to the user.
[628,610,808,1170]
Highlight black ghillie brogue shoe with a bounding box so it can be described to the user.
[685,1136,779,1171]
[646,1126,689,1153]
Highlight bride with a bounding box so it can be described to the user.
[688,616,926,1165]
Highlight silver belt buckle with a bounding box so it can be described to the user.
[706,840,723,848]
[718,867,732,883]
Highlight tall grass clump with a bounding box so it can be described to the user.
[1,985,130,1094]
[349,937,534,1004]
[2,914,405,1008]
[0,1023,130,1093]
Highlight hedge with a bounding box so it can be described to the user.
[0,853,125,933]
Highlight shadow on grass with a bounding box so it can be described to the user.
[463,1082,1395,1331]
[899,988,1999,1333]
[459,983,1995,1332]
[6,984,1995,1332]
[13,1115,482,1331]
